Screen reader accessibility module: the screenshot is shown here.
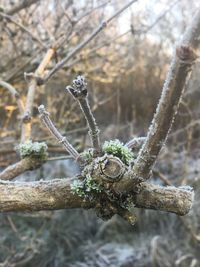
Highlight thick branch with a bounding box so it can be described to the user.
[0,178,193,216]
[0,157,43,180]
[0,178,92,212]
[126,8,200,187]
[132,183,193,216]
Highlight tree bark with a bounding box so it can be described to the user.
[0,178,193,216]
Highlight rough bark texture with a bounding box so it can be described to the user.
[0,178,193,216]
[0,157,43,180]
[132,183,194,216]
[0,178,92,212]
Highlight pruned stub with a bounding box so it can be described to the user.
[94,155,126,184]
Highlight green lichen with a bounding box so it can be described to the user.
[70,180,85,197]
[85,174,102,193]
[102,139,134,165]
[81,148,94,163]
[16,140,48,160]
[71,173,102,198]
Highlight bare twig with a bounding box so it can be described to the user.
[43,0,137,82]
[5,0,40,16]
[0,12,45,48]
[67,76,101,155]
[38,105,83,163]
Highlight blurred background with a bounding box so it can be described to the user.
[0,0,199,266]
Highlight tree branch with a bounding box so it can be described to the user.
[0,157,43,180]
[5,0,40,16]
[0,178,193,216]
[43,0,137,83]
[38,105,83,163]
[122,8,200,189]
[21,48,55,142]
[67,76,101,155]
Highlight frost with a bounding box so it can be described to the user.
[179,185,194,192]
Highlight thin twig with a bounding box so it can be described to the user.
[0,12,45,48]
[5,0,39,16]
[67,76,101,155]
[43,0,137,83]
[38,105,83,163]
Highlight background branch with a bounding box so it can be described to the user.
[5,0,40,16]
[0,80,24,116]
[43,0,137,82]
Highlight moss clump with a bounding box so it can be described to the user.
[102,139,134,165]
[16,140,48,160]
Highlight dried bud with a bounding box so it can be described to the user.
[176,45,198,63]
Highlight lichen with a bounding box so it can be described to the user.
[71,173,102,198]
[16,140,48,160]
[81,148,94,163]
[102,139,134,165]
[70,180,85,197]
[85,174,102,193]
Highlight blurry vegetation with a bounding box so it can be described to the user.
[0,0,199,266]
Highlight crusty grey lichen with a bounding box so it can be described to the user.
[16,140,48,160]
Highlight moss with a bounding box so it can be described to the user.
[102,139,134,165]
[16,140,48,160]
